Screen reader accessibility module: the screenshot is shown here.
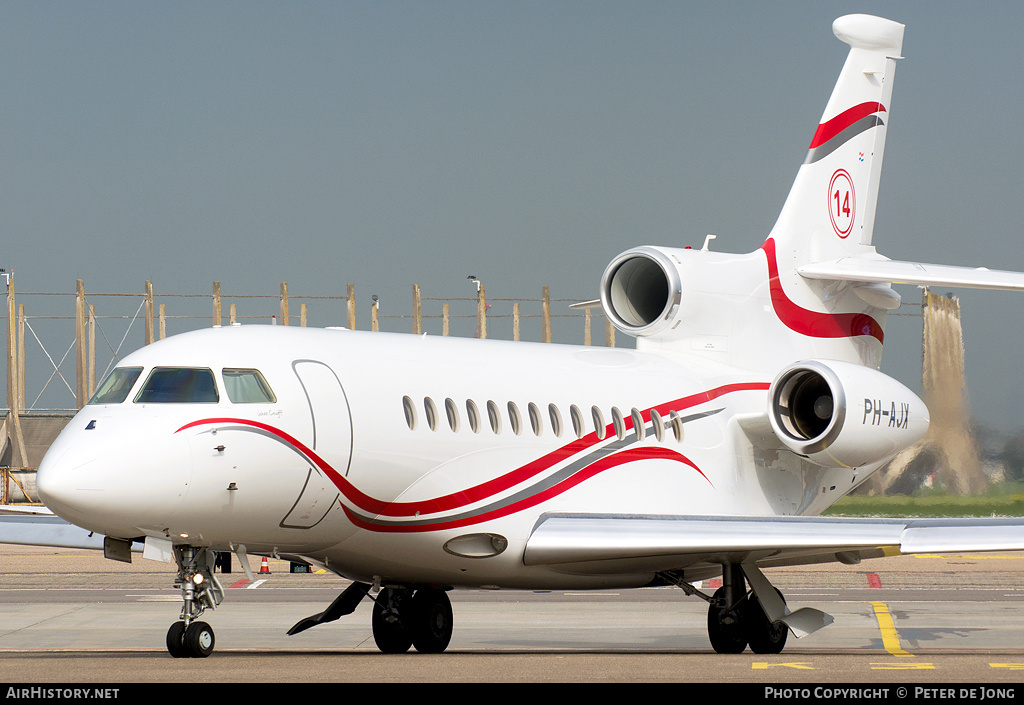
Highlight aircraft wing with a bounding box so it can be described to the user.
[523,513,1024,576]
[798,258,1024,291]
[0,514,106,550]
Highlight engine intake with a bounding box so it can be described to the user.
[768,360,928,468]
[600,247,682,337]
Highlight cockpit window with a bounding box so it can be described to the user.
[222,368,277,403]
[135,368,219,404]
[88,367,143,405]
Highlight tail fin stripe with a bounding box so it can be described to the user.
[809,101,886,149]
[805,115,885,165]
[762,238,885,344]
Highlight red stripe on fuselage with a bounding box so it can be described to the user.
[342,446,710,533]
[761,238,884,343]
[175,383,768,522]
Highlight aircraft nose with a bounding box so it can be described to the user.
[36,443,99,526]
[37,414,192,537]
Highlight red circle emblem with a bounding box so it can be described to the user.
[828,169,855,238]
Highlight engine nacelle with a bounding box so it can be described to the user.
[599,246,685,338]
[768,359,928,468]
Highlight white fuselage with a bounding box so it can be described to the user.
[36,324,867,589]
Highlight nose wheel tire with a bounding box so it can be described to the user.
[166,620,216,658]
[185,621,215,658]
[166,621,187,658]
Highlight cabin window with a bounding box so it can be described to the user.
[548,403,563,438]
[222,368,276,403]
[611,407,626,441]
[135,368,219,404]
[487,400,502,434]
[507,402,523,436]
[403,396,417,430]
[650,409,665,442]
[89,367,143,405]
[669,410,684,442]
[445,398,460,432]
[570,405,585,439]
[528,402,543,437]
[631,408,646,442]
[466,399,481,433]
[591,406,606,440]
[424,397,438,431]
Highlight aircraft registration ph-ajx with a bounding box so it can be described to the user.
[12,14,1024,658]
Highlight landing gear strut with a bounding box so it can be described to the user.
[166,546,224,658]
[666,564,790,654]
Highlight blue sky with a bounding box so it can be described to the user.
[2,1,1024,432]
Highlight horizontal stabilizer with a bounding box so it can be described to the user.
[799,258,1024,291]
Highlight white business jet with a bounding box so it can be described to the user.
[20,14,1024,658]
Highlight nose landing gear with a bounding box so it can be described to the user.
[166,546,224,658]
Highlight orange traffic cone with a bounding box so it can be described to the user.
[259,556,271,574]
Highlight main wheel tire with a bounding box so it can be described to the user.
[166,621,187,658]
[745,591,788,655]
[184,621,215,658]
[372,588,413,654]
[410,588,453,654]
[707,587,747,654]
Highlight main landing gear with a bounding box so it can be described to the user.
[166,546,224,658]
[288,583,455,654]
[372,587,454,653]
[671,564,789,654]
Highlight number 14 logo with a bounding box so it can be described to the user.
[828,169,856,238]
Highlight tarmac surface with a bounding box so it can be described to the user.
[1,545,1024,685]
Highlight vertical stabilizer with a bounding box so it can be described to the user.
[769,15,904,262]
[608,16,911,373]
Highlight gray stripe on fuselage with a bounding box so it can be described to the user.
[350,408,725,529]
